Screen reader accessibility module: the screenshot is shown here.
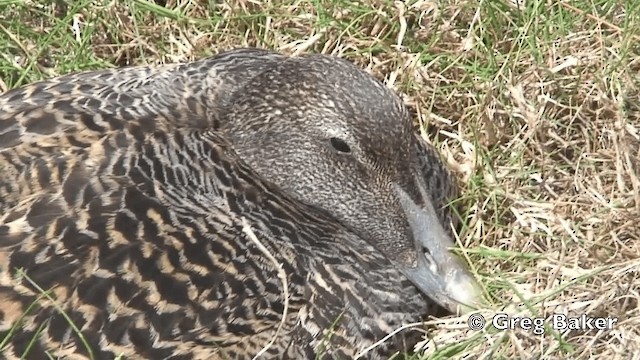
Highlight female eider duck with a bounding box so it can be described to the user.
[0,48,481,359]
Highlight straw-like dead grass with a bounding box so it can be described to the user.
[1,0,638,359]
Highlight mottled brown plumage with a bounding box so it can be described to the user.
[0,48,480,359]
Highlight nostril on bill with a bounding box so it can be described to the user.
[422,246,439,274]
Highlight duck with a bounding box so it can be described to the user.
[0,48,481,359]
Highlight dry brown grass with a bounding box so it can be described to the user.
[1,0,639,359]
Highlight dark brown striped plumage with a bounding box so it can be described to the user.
[0,48,474,359]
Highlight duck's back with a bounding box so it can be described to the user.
[0,50,433,359]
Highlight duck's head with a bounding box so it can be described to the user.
[223,52,482,314]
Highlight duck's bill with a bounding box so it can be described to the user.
[394,184,483,314]
[402,251,482,314]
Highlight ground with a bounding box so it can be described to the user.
[0,0,639,359]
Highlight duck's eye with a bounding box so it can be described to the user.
[329,137,351,154]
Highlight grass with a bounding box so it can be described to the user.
[1,0,639,358]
